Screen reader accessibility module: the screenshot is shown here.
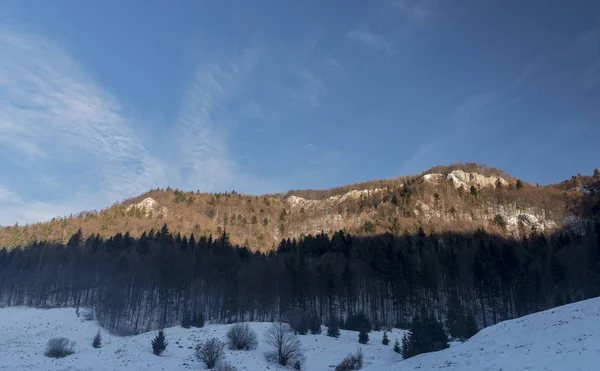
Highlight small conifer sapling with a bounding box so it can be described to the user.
[151,330,168,356]
[92,331,102,349]
[358,326,369,344]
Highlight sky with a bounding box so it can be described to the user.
[0,0,599,226]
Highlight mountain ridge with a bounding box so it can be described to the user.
[1,163,597,251]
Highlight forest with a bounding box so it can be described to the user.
[1,211,599,336]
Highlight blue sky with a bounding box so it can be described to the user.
[1,0,599,225]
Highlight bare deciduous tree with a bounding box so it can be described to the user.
[44,337,75,358]
[335,349,363,371]
[227,323,258,350]
[264,322,305,367]
[195,337,225,369]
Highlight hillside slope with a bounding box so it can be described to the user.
[372,297,600,371]
[1,297,598,370]
[0,163,595,251]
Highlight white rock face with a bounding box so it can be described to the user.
[422,170,509,189]
[413,198,561,235]
[329,189,383,202]
[285,189,383,236]
[126,197,167,218]
[496,178,510,187]
[286,196,320,208]
[285,170,570,237]
[286,188,384,208]
[478,205,558,233]
[446,170,508,189]
[421,173,444,184]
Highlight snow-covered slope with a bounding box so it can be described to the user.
[368,297,600,371]
[1,297,599,371]
[0,308,404,371]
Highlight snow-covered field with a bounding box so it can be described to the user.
[0,297,599,371]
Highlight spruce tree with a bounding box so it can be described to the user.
[516,179,524,189]
[151,330,168,356]
[309,310,322,334]
[446,291,466,339]
[192,313,205,328]
[470,185,478,196]
[464,312,479,339]
[181,314,192,329]
[401,332,412,358]
[358,326,369,344]
[92,331,102,349]
[327,316,340,338]
[402,313,449,359]
[382,331,389,345]
[393,339,400,353]
[425,314,449,352]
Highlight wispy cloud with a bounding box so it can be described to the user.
[287,69,326,108]
[173,42,264,192]
[0,26,166,224]
[398,139,444,175]
[0,185,81,226]
[451,91,500,131]
[391,0,435,22]
[312,55,344,73]
[347,24,394,56]
[174,64,239,191]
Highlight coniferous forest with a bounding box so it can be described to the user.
[1,211,599,336]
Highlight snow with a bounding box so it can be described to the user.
[1,297,599,370]
[365,297,600,371]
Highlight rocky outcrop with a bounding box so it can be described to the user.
[126,198,167,218]
[421,173,445,184]
[286,188,384,209]
[413,198,561,235]
[446,170,508,189]
[421,170,509,189]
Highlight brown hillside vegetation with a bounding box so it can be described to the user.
[0,163,594,251]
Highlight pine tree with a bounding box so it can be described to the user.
[192,313,205,328]
[181,314,192,329]
[327,316,340,338]
[309,310,322,334]
[516,179,524,189]
[464,312,479,339]
[393,339,400,353]
[470,185,478,196]
[425,314,449,352]
[382,331,389,345]
[358,326,369,344]
[401,332,412,358]
[151,330,168,356]
[92,331,102,349]
[402,313,449,359]
[445,291,466,339]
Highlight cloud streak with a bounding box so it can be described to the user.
[391,0,435,22]
[347,25,394,56]
[287,69,326,108]
[0,23,345,225]
[172,43,264,192]
[0,26,166,224]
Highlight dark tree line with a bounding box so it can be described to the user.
[0,215,599,336]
